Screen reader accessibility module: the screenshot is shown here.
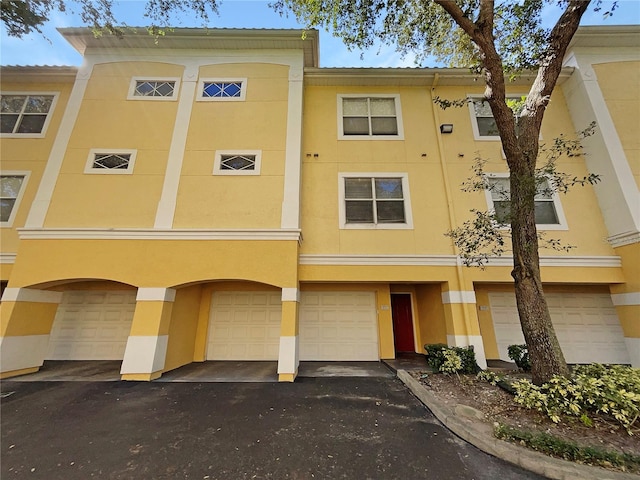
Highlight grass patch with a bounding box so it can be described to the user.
[494,423,640,473]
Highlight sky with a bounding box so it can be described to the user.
[1,0,639,68]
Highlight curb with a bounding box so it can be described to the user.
[396,369,638,480]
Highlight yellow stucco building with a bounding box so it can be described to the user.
[1,26,638,381]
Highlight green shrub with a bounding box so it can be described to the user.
[512,364,640,434]
[424,343,479,374]
[477,370,503,385]
[494,423,640,472]
[507,344,531,372]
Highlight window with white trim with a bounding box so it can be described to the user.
[84,149,137,174]
[468,95,524,140]
[338,95,404,139]
[128,78,180,100]
[213,151,262,175]
[485,175,568,229]
[1,172,29,226]
[198,78,247,101]
[339,173,413,229]
[1,93,57,136]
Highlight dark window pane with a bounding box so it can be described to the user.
[376,201,405,223]
[16,115,46,133]
[343,117,369,135]
[371,117,398,135]
[135,81,154,95]
[534,201,559,224]
[345,178,372,199]
[0,96,25,113]
[0,114,18,133]
[93,154,131,169]
[0,199,16,222]
[220,155,255,170]
[477,117,499,136]
[493,201,511,224]
[374,178,403,199]
[24,96,53,113]
[156,82,174,96]
[345,200,374,223]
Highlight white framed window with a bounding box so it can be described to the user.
[0,93,58,137]
[468,95,525,141]
[84,149,137,174]
[198,78,247,102]
[338,94,404,140]
[213,150,262,175]
[127,77,180,100]
[484,174,568,230]
[338,173,413,229]
[1,171,30,227]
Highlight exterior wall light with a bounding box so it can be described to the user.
[440,124,454,134]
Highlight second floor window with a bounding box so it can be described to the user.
[1,173,28,225]
[198,78,247,101]
[339,95,403,139]
[85,150,137,174]
[1,94,55,135]
[469,96,523,140]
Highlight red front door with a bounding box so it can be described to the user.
[391,293,415,352]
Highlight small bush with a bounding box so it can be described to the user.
[512,364,640,434]
[507,344,531,372]
[477,370,503,385]
[424,343,479,374]
[494,423,640,472]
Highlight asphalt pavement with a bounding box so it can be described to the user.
[0,377,544,479]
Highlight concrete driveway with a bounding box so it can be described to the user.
[1,378,543,479]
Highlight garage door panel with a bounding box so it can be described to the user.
[299,291,378,361]
[46,291,135,361]
[489,292,630,364]
[207,291,281,361]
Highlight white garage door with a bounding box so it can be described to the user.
[207,291,281,360]
[299,292,378,361]
[489,292,630,364]
[47,291,136,360]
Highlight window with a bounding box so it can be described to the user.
[338,173,413,229]
[213,151,261,175]
[468,95,524,140]
[128,78,180,100]
[1,173,29,226]
[84,149,137,174]
[198,78,247,101]
[485,175,568,229]
[0,93,56,136]
[338,95,404,139]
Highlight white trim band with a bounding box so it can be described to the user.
[611,292,640,307]
[281,288,300,303]
[136,288,177,303]
[299,254,621,268]
[18,228,302,242]
[441,291,477,304]
[1,288,63,304]
[608,231,640,248]
[0,253,16,264]
[299,254,458,266]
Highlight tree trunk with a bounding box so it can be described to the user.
[509,164,570,385]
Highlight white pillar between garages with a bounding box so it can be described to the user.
[442,290,488,369]
[277,287,300,382]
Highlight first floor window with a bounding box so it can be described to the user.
[340,174,413,229]
[486,176,566,228]
[85,150,137,174]
[1,94,55,135]
[339,95,403,139]
[1,174,28,225]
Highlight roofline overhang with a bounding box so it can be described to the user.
[303,67,574,87]
[569,25,640,49]
[58,27,320,67]
[0,65,78,82]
